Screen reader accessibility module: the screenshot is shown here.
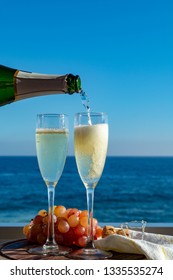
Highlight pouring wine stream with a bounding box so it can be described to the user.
[80,90,92,125]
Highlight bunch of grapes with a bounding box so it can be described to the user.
[23,205,103,247]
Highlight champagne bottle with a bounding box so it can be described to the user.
[0,65,81,106]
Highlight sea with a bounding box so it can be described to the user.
[0,156,173,225]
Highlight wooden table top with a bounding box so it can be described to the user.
[0,239,145,260]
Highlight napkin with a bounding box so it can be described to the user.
[95,230,173,260]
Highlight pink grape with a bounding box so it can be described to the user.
[80,216,88,228]
[54,205,66,217]
[37,232,47,245]
[74,224,85,236]
[77,235,88,247]
[62,208,72,219]
[63,228,76,246]
[33,215,43,225]
[67,208,80,217]
[38,209,47,217]
[55,233,64,244]
[58,219,70,233]
[68,214,79,227]
[79,210,88,219]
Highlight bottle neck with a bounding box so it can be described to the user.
[15,71,68,101]
[67,74,81,94]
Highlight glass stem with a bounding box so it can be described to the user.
[86,187,95,249]
[44,185,57,248]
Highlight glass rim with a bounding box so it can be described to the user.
[37,113,69,117]
[75,112,107,116]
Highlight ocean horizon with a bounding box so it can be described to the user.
[0,156,173,225]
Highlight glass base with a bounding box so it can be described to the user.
[28,244,71,256]
[67,248,113,260]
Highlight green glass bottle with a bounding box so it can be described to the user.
[0,65,82,106]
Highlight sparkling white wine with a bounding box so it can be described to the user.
[74,123,108,188]
[36,128,69,186]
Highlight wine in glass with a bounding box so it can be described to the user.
[68,112,112,259]
[28,114,71,255]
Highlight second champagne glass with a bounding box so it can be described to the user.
[68,112,113,259]
[28,114,71,255]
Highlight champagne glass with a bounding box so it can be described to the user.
[28,114,71,255]
[68,112,113,259]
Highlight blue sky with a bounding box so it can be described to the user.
[0,0,173,156]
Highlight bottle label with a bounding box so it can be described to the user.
[15,71,67,100]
